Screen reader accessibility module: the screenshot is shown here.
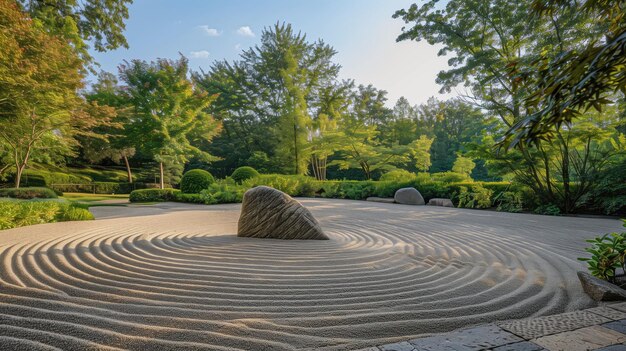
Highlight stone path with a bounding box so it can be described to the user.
[370,303,626,351]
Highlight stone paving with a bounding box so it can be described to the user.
[368,303,626,351]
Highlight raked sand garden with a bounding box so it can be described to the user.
[0,199,623,350]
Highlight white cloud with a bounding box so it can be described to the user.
[189,50,210,59]
[236,26,255,37]
[234,44,242,50]
[197,25,221,37]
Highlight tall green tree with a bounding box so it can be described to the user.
[119,56,221,188]
[0,0,84,187]
[17,0,132,67]
[81,71,135,182]
[193,23,341,175]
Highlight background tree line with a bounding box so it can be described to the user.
[0,0,624,215]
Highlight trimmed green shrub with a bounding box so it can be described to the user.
[231,166,260,183]
[0,201,94,230]
[180,169,215,194]
[129,189,180,202]
[379,169,416,182]
[0,187,58,199]
[173,193,206,204]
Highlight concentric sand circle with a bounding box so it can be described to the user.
[0,199,622,350]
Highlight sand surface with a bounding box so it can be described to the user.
[0,199,622,350]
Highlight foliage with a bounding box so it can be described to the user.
[193,23,341,176]
[431,172,470,184]
[579,220,626,283]
[393,0,619,214]
[456,185,493,209]
[199,182,247,204]
[452,155,476,177]
[0,187,58,199]
[504,0,626,146]
[533,204,562,216]
[129,188,180,202]
[408,135,434,172]
[119,56,221,189]
[379,169,416,182]
[0,1,86,188]
[231,166,260,183]
[0,200,93,230]
[180,169,215,194]
[17,0,132,68]
[494,191,524,213]
[243,174,317,197]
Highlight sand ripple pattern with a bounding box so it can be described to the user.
[0,200,621,350]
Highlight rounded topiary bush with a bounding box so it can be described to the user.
[180,169,215,194]
[231,166,259,183]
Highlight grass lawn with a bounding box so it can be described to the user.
[61,193,129,203]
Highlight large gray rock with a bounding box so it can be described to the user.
[428,198,454,207]
[577,271,626,301]
[237,186,328,240]
[394,187,425,205]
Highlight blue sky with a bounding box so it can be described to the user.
[90,0,453,106]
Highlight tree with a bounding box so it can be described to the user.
[81,71,135,183]
[17,0,132,67]
[408,135,434,172]
[452,155,476,176]
[394,0,610,212]
[504,0,626,146]
[0,0,84,187]
[119,56,221,188]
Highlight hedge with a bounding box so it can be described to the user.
[0,187,58,199]
[129,188,180,202]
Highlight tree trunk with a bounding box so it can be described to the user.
[159,162,165,189]
[14,167,22,188]
[123,155,133,183]
[293,123,299,174]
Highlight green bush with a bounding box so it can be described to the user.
[578,220,626,283]
[173,193,207,204]
[129,189,180,202]
[244,174,317,197]
[200,182,247,204]
[534,204,561,216]
[231,166,260,183]
[379,169,416,182]
[0,201,93,230]
[431,171,471,184]
[56,206,95,221]
[0,187,58,199]
[180,169,215,194]
[457,184,493,209]
[494,191,524,213]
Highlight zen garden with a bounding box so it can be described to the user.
[1,0,626,350]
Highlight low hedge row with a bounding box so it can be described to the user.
[128,174,534,212]
[129,188,181,202]
[0,187,59,199]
